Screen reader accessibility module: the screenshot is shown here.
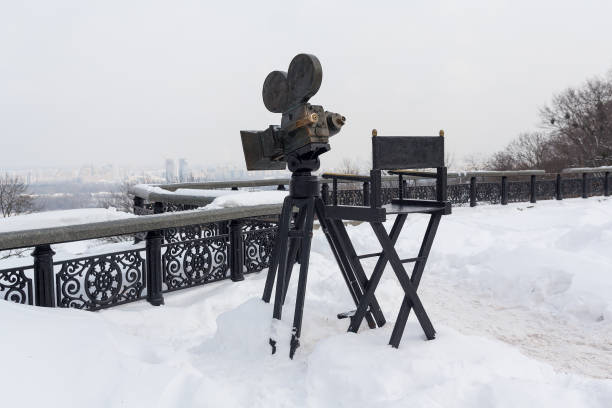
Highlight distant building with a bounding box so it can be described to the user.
[178,158,190,182]
[165,159,177,183]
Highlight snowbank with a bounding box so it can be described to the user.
[1,197,611,407]
[0,208,135,233]
[203,191,288,210]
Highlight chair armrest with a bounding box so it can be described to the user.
[321,173,371,182]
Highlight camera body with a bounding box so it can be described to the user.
[240,54,345,171]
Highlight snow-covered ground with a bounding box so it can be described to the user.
[1,197,611,407]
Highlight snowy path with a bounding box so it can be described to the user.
[424,275,612,379]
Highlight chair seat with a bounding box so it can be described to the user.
[383,199,451,215]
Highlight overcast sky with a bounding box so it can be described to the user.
[1,0,612,171]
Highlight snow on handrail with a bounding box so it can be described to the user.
[0,204,283,251]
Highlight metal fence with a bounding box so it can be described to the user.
[1,167,610,311]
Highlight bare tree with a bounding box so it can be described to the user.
[0,173,35,217]
[336,157,362,175]
[97,180,135,213]
[540,76,612,167]
[0,174,36,259]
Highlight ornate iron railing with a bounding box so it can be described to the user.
[1,167,610,312]
[0,205,282,311]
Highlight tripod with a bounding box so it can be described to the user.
[261,146,386,358]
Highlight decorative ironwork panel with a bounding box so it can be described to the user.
[0,267,34,305]
[448,184,470,205]
[406,185,436,201]
[562,178,582,198]
[55,250,146,310]
[536,179,556,200]
[591,176,604,196]
[164,223,219,244]
[475,182,501,204]
[507,181,530,202]
[162,236,229,291]
[243,227,277,274]
[163,203,198,212]
[337,189,364,206]
[242,219,278,232]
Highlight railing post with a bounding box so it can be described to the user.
[605,172,610,197]
[436,167,447,201]
[229,219,245,282]
[556,174,563,200]
[321,183,329,205]
[363,181,370,206]
[582,172,588,198]
[32,244,56,307]
[398,174,404,200]
[218,220,229,235]
[530,174,537,203]
[470,176,477,207]
[501,176,508,205]
[332,178,338,206]
[133,196,146,243]
[145,229,164,306]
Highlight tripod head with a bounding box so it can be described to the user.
[240,54,346,172]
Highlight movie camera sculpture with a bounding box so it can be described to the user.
[241,53,449,358]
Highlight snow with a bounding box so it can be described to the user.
[203,190,288,209]
[0,208,135,233]
[173,188,240,197]
[1,197,612,407]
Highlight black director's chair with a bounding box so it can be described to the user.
[323,130,451,348]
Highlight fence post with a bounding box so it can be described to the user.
[145,228,164,306]
[556,174,563,200]
[363,181,370,206]
[321,183,329,204]
[582,172,588,198]
[32,244,56,307]
[530,174,537,203]
[398,174,404,200]
[133,196,146,244]
[229,219,245,282]
[605,172,610,197]
[470,177,477,207]
[437,167,447,201]
[332,178,338,206]
[501,176,508,205]
[218,220,229,235]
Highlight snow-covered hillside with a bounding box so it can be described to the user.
[1,197,611,407]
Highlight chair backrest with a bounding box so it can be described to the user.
[372,136,444,170]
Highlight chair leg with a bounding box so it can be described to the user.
[370,222,436,344]
[348,214,407,333]
[389,214,441,348]
[314,199,377,329]
[330,219,387,328]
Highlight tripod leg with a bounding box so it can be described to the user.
[268,197,294,354]
[262,196,292,303]
[289,198,316,359]
[282,203,309,304]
